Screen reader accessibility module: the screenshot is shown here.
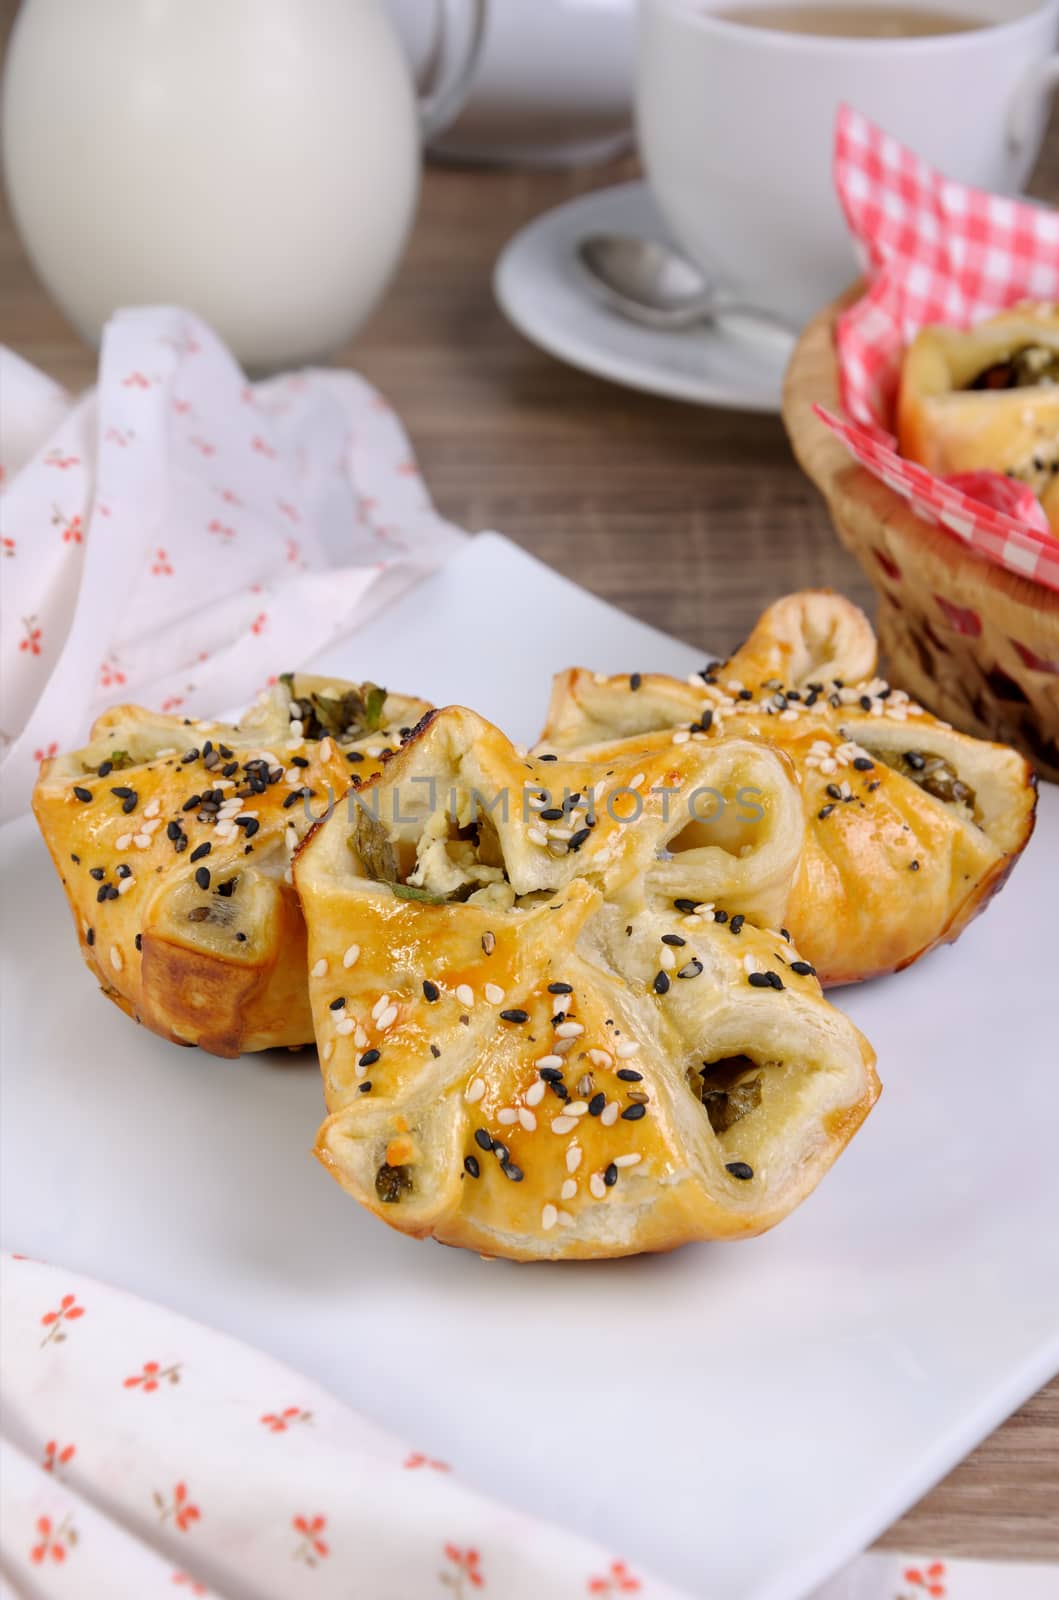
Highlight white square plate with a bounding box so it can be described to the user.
[3,533,1057,1600]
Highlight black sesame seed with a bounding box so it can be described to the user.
[910,859,920,871]
[96,884,109,903]
[195,866,211,890]
[653,971,670,994]
[538,753,558,761]
[291,754,310,768]
[217,878,237,897]
[73,786,93,803]
[818,804,835,820]
[616,1068,643,1082]
[105,884,119,900]
[89,866,105,881]
[358,1081,372,1094]
[70,853,80,864]
[790,960,816,976]
[621,1102,647,1121]
[853,757,874,771]
[492,1142,508,1165]
[588,1091,606,1116]
[729,914,745,934]
[237,817,260,837]
[134,933,142,951]
[747,972,772,988]
[122,793,138,814]
[826,783,843,800]
[630,673,642,691]
[714,909,729,924]
[110,785,133,798]
[905,751,925,770]
[282,791,301,809]
[329,996,345,1010]
[548,981,573,994]
[182,794,201,811]
[190,842,211,862]
[359,1048,380,1067]
[766,970,784,990]
[474,1128,493,1152]
[550,1012,567,1028]
[464,1155,480,1179]
[502,1163,523,1182]
[345,751,364,764]
[780,928,791,942]
[859,695,873,711]
[726,1161,754,1180]
[539,807,564,821]
[674,899,697,914]
[85,927,95,945]
[116,863,131,879]
[678,960,703,979]
[661,933,686,947]
[539,1066,563,1083]
[500,1008,529,1024]
[423,980,440,1002]
[604,1162,618,1186]
[568,826,592,852]
[174,835,187,853]
[97,760,113,778]
[738,688,754,701]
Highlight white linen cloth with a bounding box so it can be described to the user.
[3,1256,1056,1600]
[0,307,466,823]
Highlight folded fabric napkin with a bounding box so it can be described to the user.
[3,1257,1054,1600]
[0,308,467,824]
[816,106,1059,593]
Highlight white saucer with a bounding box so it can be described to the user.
[494,180,793,412]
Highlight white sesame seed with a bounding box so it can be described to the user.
[682,914,703,928]
[342,943,361,969]
[376,1003,398,1031]
[671,729,691,745]
[614,1152,642,1168]
[498,1107,517,1125]
[555,1020,584,1038]
[336,1018,355,1036]
[694,903,713,915]
[559,1179,577,1202]
[354,1026,368,1050]
[115,832,132,851]
[285,826,298,852]
[600,1101,619,1126]
[319,737,333,761]
[133,833,151,849]
[465,1077,485,1104]
[117,876,134,895]
[779,709,799,722]
[660,946,676,971]
[312,958,328,978]
[355,1059,368,1079]
[542,1204,558,1231]
[143,799,160,819]
[743,952,758,974]
[565,1100,589,1118]
[566,1145,583,1173]
[518,1107,537,1132]
[321,1040,334,1063]
[484,982,505,1005]
[587,1048,612,1068]
[558,1210,574,1226]
[110,946,123,972]
[456,983,474,1008]
[371,993,390,1020]
[614,1040,637,1060]
[589,1173,607,1199]
[527,826,548,847]
[536,1054,564,1070]
[525,1079,546,1106]
[289,719,304,737]
[554,1037,575,1055]
[820,758,837,774]
[629,772,645,790]
[551,1115,577,1135]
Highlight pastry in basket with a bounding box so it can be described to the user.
[537,591,1037,986]
[33,675,432,1056]
[897,301,1059,534]
[293,705,878,1261]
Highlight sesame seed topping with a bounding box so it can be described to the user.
[621,1102,647,1121]
[465,1078,486,1103]
[616,1067,643,1082]
[548,981,573,995]
[518,1108,537,1132]
[481,931,496,955]
[484,985,507,1006]
[73,786,93,803]
[589,1173,607,1199]
[335,1018,355,1036]
[464,1155,480,1178]
[498,1107,517,1125]
[536,1055,564,1070]
[555,1020,583,1038]
[195,866,211,890]
[525,1079,546,1106]
[615,1040,639,1059]
[311,958,328,978]
[604,1162,618,1187]
[359,1048,380,1067]
[329,996,346,1011]
[551,1115,578,1135]
[455,983,474,1008]
[600,1102,619,1126]
[653,971,670,995]
[566,1145,582,1173]
[790,960,816,976]
[502,1163,523,1182]
[678,960,703,980]
[376,1003,398,1031]
[613,1153,641,1168]
[726,1161,753,1180]
[560,1178,577,1201]
[110,946,123,972]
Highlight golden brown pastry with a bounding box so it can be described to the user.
[897,301,1059,534]
[538,592,1037,986]
[293,705,879,1261]
[33,675,431,1056]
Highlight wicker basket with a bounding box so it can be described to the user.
[783,288,1059,781]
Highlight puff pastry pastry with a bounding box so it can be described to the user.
[293,705,878,1261]
[33,676,431,1056]
[897,301,1059,533]
[538,592,1037,986]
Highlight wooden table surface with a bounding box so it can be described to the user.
[2,0,1056,1567]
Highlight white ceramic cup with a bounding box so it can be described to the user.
[388,0,637,166]
[636,0,1059,325]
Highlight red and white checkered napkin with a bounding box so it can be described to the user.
[814,106,1059,591]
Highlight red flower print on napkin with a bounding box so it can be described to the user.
[154,1482,201,1533]
[99,655,127,689]
[250,612,268,636]
[152,548,174,576]
[42,1440,76,1474]
[44,450,80,470]
[40,1292,85,1348]
[2,536,15,557]
[588,1560,641,1594]
[125,1359,182,1392]
[292,1514,329,1566]
[404,1451,451,1472]
[251,435,277,460]
[34,743,58,763]
[122,371,152,389]
[171,1574,207,1595]
[30,1513,77,1564]
[208,520,236,542]
[899,1563,946,1599]
[260,1406,313,1433]
[20,617,42,656]
[440,1545,484,1593]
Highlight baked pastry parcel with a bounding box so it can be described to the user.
[293,704,879,1261]
[897,300,1059,534]
[538,592,1037,987]
[33,676,431,1056]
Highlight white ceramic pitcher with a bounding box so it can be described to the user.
[1,0,485,369]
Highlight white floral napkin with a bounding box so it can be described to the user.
[3,1256,1055,1600]
[0,308,466,824]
